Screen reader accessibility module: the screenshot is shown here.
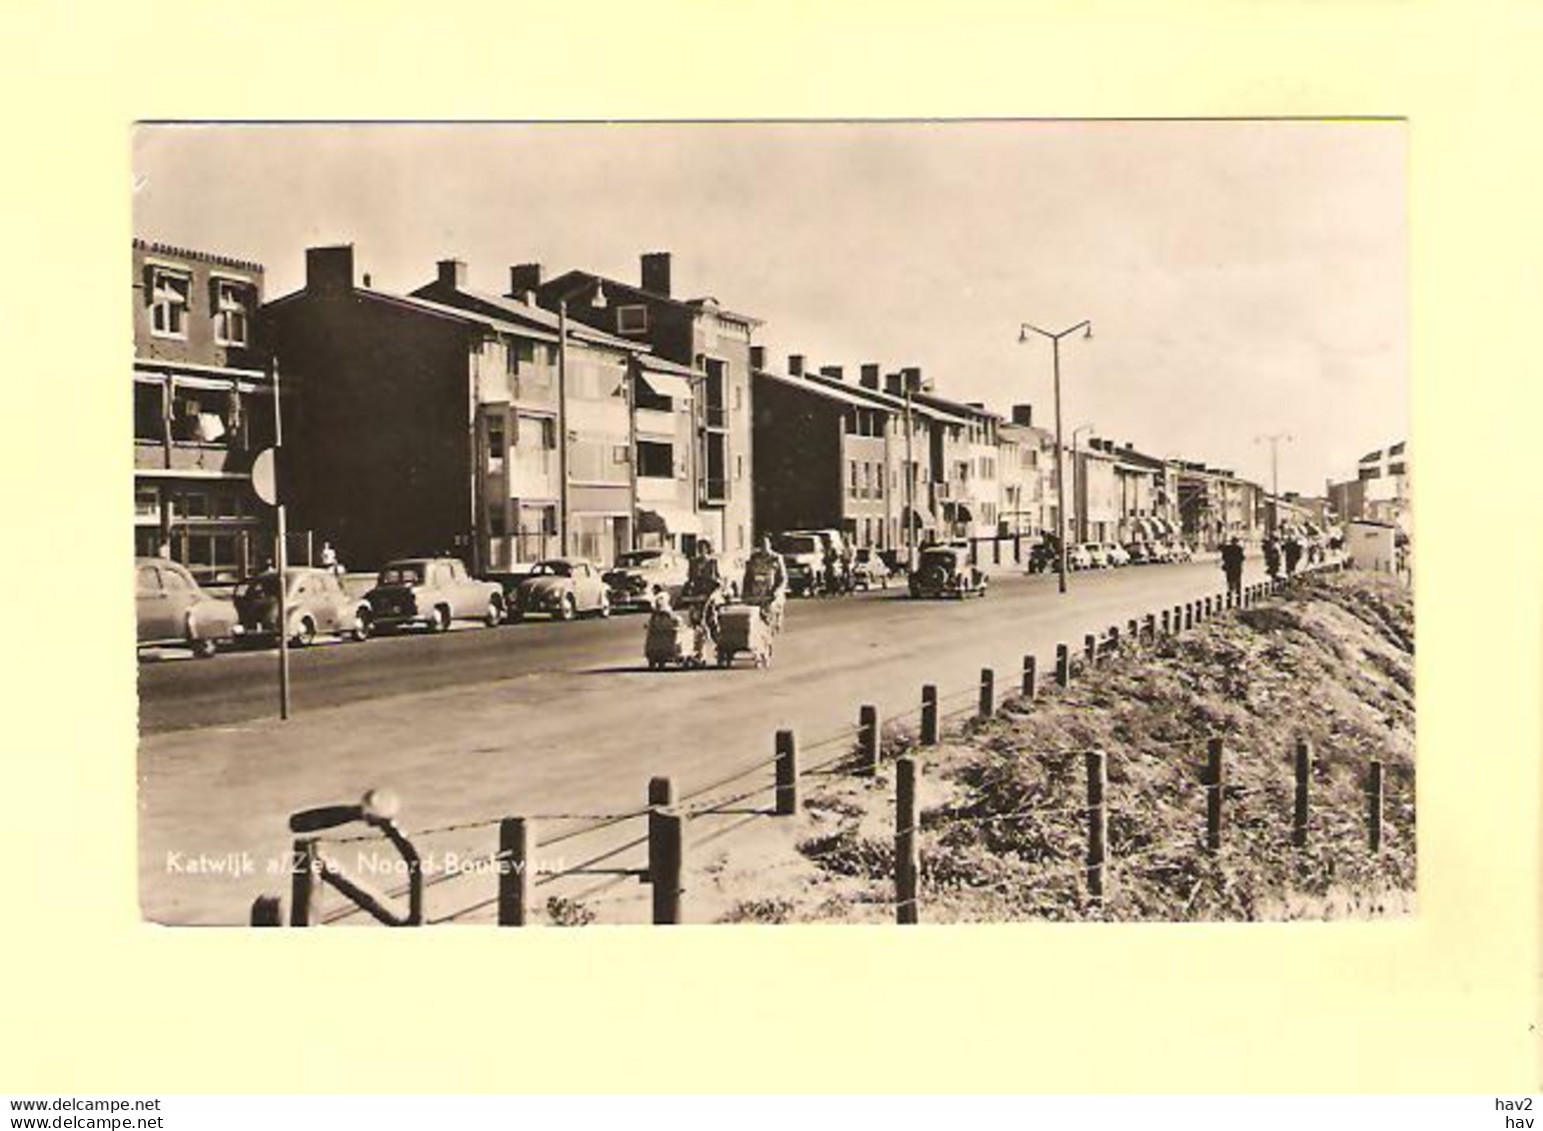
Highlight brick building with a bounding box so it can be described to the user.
[132,239,272,581]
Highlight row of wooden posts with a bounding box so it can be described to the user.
[263,562,1360,926]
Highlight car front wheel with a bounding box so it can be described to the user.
[597,594,611,619]
[557,594,577,622]
[292,617,317,647]
[431,606,451,633]
[350,609,372,642]
[483,599,502,628]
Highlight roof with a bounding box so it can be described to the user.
[755,368,895,412]
[134,238,263,275]
[541,270,763,328]
[799,371,976,427]
[411,282,641,351]
[264,284,561,341]
[638,353,699,378]
[910,389,1001,423]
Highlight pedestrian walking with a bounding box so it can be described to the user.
[1263,534,1282,581]
[1220,535,1245,598]
[741,535,788,634]
[1284,533,1303,577]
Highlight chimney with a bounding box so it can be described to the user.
[1011,404,1034,426]
[641,252,672,298]
[787,354,805,377]
[508,263,543,299]
[884,372,905,397]
[306,245,355,295]
[819,365,844,381]
[437,259,467,289]
[860,363,881,390]
[750,345,767,371]
[1125,442,1134,452]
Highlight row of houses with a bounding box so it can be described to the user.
[132,238,1357,582]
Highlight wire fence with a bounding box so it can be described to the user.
[262,560,1406,927]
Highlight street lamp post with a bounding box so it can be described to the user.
[1019,320,1092,595]
[1255,432,1293,536]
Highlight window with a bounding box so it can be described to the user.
[849,460,859,498]
[616,305,649,334]
[736,454,744,481]
[541,418,558,450]
[182,491,209,519]
[134,382,164,441]
[150,267,190,338]
[637,441,674,478]
[135,489,160,519]
[487,418,506,468]
[213,280,250,346]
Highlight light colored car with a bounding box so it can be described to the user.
[513,558,611,621]
[772,532,824,597]
[234,567,372,646]
[603,548,689,610]
[1104,542,1131,567]
[136,557,244,658]
[1083,542,1112,569]
[1066,543,1094,571]
[366,557,505,633]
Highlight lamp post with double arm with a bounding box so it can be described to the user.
[1018,320,1092,594]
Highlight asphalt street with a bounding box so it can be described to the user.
[138,557,1268,923]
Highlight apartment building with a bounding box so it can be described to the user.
[132,239,272,581]
[533,253,760,558]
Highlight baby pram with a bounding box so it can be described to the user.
[714,603,774,668]
[644,607,706,670]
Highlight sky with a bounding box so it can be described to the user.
[133,120,1406,494]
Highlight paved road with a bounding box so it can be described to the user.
[138,558,1265,923]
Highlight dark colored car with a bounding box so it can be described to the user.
[908,546,988,599]
[234,567,372,646]
[136,557,244,658]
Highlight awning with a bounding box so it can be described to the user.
[901,506,933,531]
[636,371,694,403]
[942,501,974,524]
[637,506,700,538]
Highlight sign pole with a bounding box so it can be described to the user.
[271,360,291,721]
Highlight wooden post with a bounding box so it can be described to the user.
[250,894,283,927]
[1108,626,1120,655]
[1127,618,1139,643]
[1085,750,1107,901]
[1184,603,1194,630]
[1161,609,1171,636]
[289,837,320,926]
[1084,632,1097,669]
[1021,654,1037,699]
[859,704,880,775]
[1205,737,1224,852]
[1293,740,1311,848]
[775,729,799,816]
[1173,604,1183,634]
[1145,613,1157,641]
[498,817,534,926]
[1055,643,1070,688]
[920,684,938,745]
[978,667,995,719]
[1368,759,1384,854]
[895,756,919,924]
[647,775,682,925]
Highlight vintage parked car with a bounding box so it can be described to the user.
[1082,542,1112,569]
[602,548,689,610]
[1065,543,1094,571]
[512,558,611,621]
[365,557,505,633]
[1104,542,1131,567]
[234,567,372,646]
[850,547,892,591]
[771,532,824,597]
[1026,537,1061,574]
[136,556,244,658]
[908,545,988,599]
[1124,542,1151,565]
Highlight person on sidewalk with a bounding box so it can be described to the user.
[1263,534,1282,581]
[1283,533,1303,577]
[741,535,788,634]
[1220,536,1245,598]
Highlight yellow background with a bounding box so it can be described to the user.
[0,0,1538,1092]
